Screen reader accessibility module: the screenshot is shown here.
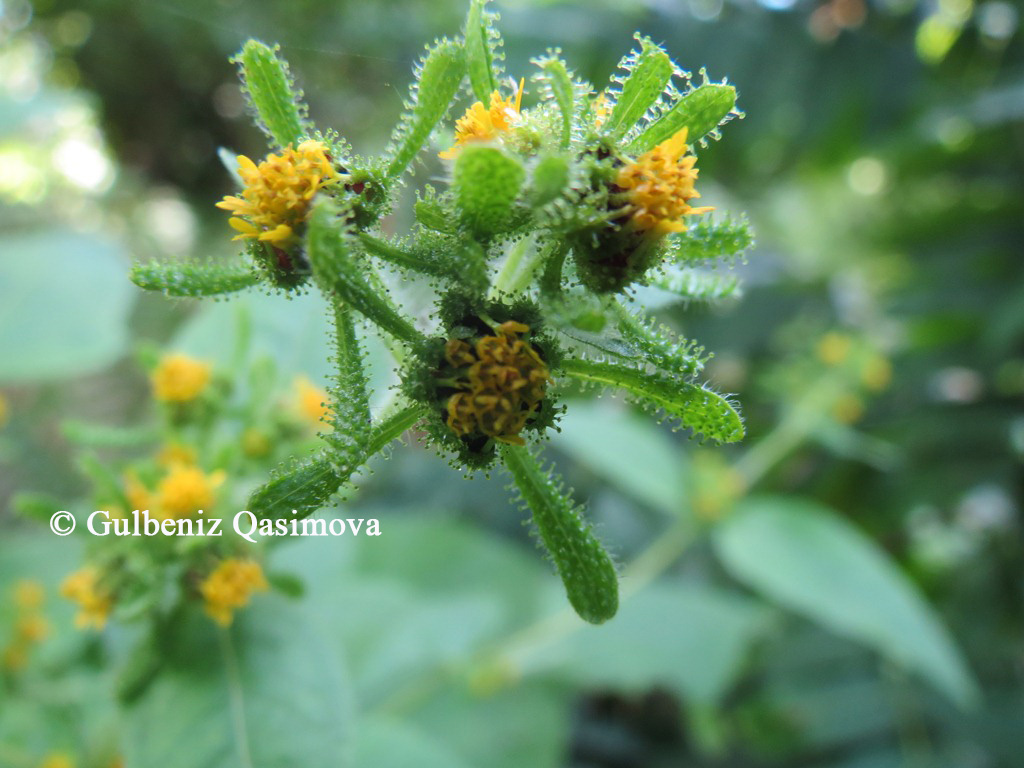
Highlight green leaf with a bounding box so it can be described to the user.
[533,54,575,148]
[387,39,466,179]
[131,261,259,298]
[604,36,673,140]
[501,444,619,624]
[307,200,424,345]
[404,682,568,768]
[453,145,525,238]
[122,597,352,768]
[552,582,771,704]
[551,400,686,516]
[464,0,500,103]
[713,497,981,709]
[0,230,133,382]
[561,358,744,443]
[628,83,736,154]
[234,40,308,148]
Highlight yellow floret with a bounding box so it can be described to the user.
[155,464,225,520]
[615,127,713,236]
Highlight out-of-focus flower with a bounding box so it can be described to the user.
[200,558,269,626]
[151,354,211,403]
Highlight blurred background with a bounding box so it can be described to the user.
[1,0,1022,766]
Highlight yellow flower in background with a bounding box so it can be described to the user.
[216,140,338,250]
[14,579,45,610]
[0,391,8,428]
[439,79,525,159]
[862,354,892,392]
[295,376,331,426]
[443,321,550,446]
[817,332,853,366]
[38,754,75,768]
[151,354,211,403]
[155,464,225,520]
[124,471,152,513]
[157,442,198,467]
[615,127,713,236]
[200,558,268,627]
[2,580,50,671]
[60,567,112,630]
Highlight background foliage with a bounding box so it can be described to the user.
[1,0,1022,766]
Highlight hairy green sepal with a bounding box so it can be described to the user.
[235,40,308,148]
[464,0,500,102]
[561,358,744,443]
[502,444,619,624]
[605,36,672,140]
[387,40,466,179]
[130,261,259,298]
[628,83,736,154]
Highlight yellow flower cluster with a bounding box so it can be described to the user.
[125,463,225,520]
[200,558,269,626]
[38,755,75,768]
[439,79,524,159]
[443,321,549,446]
[151,354,211,403]
[615,127,713,236]
[2,580,50,671]
[60,567,112,630]
[216,140,338,250]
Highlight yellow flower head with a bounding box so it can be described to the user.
[295,375,331,426]
[60,567,112,630]
[439,79,525,159]
[615,127,713,236]
[200,558,268,627]
[151,354,211,403]
[216,140,338,250]
[443,321,550,446]
[154,464,225,520]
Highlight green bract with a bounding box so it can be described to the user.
[132,2,751,624]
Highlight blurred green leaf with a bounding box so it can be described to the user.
[550,400,687,516]
[405,682,568,768]
[122,596,351,768]
[713,497,980,709]
[355,717,471,768]
[548,582,771,704]
[0,231,133,382]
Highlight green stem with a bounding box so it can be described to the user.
[489,236,532,297]
[539,243,568,296]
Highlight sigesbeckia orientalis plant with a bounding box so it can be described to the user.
[131,1,752,624]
